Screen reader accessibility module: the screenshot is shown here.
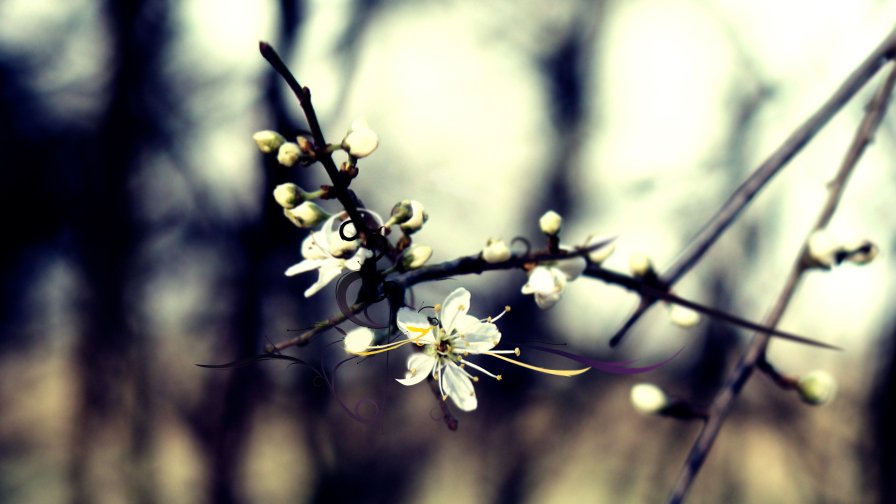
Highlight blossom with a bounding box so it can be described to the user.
[284,211,378,297]
[353,287,589,412]
[521,257,586,309]
[393,288,508,411]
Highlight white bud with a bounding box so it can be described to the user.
[807,229,839,268]
[344,327,375,354]
[253,130,286,153]
[584,235,616,264]
[538,210,563,235]
[399,200,428,234]
[669,304,701,328]
[272,183,304,209]
[482,238,511,264]
[284,201,329,228]
[630,383,668,415]
[629,253,654,277]
[277,142,302,167]
[342,118,379,158]
[401,245,433,270]
[797,370,837,406]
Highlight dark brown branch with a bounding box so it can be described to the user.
[258,42,371,238]
[666,56,896,504]
[264,302,369,352]
[610,26,896,347]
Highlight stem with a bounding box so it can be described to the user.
[265,302,369,352]
[609,26,896,347]
[666,57,896,504]
[259,42,371,238]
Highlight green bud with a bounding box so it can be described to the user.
[284,201,330,228]
[272,183,305,209]
[797,370,837,406]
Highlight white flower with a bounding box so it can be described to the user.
[395,288,512,412]
[521,257,586,309]
[482,238,511,264]
[284,211,379,297]
[342,118,379,158]
[538,210,563,235]
[630,383,668,414]
[344,327,375,354]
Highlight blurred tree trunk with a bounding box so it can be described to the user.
[68,0,170,503]
[870,315,896,504]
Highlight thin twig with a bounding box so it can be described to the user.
[265,302,369,352]
[259,42,371,237]
[609,26,896,347]
[666,57,896,504]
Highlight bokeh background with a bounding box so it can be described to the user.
[2,0,896,502]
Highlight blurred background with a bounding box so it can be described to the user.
[2,0,896,502]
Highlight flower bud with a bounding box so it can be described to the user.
[342,118,379,158]
[400,244,433,270]
[399,200,428,234]
[344,327,375,354]
[584,235,616,264]
[277,142,302,167]
[630,383,668,415]
[253,130,286,153]
[284,201,330,228]
[807,229,839,268]
[669,304,701,328]
[843,239,878,265]
[482,238,511,263]
[797,370,837,406]
[272,183,306,209]
[539,210,563,236]
[628,253,654,277]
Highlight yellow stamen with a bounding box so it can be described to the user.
[486,352,590,377]
[354,338,417,357]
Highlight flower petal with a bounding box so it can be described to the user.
[556,256,586,280]
[396,308,436,344]
[454,321,501,353]
[396,353,437,386]
[285,258,326,276]
[441,362,477,411]
[522,266,554,295]
[440,288,471,333]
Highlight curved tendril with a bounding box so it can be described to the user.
[511,236,532,256]
[339,218,360,241]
